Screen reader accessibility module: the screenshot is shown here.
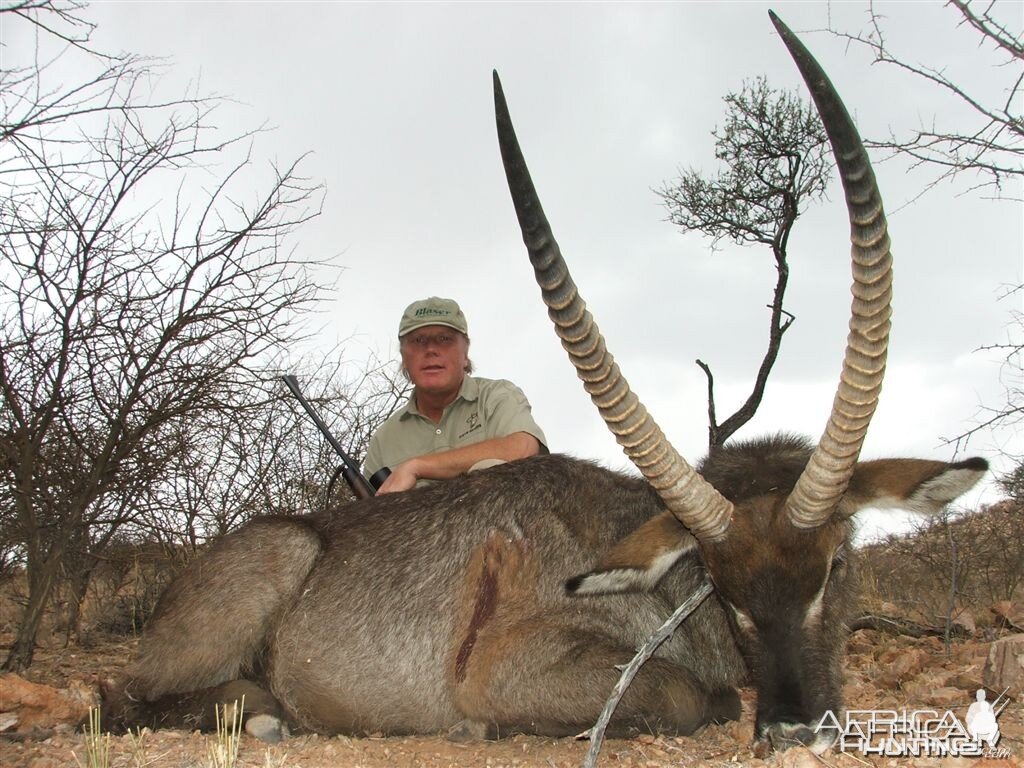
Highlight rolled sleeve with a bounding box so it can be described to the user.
[482,379,548,451]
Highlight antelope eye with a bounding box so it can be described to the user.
[832,544,848,568]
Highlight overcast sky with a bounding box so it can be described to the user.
[12,2,1022,537]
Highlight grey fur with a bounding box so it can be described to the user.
[107,438,984,746]
[110,454,747,737]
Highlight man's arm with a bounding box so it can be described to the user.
[376,431,541,494]
[363,433,386,481]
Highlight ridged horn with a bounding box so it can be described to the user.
[493,71,735,543]
[770,12,893,529]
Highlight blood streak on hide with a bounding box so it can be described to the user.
[454,555,499,683]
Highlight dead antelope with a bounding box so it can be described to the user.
[105,13,986,754]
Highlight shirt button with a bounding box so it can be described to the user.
[436,428,442,435]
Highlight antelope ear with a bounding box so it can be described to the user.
[837,456,988,519]
[566,511,698,595]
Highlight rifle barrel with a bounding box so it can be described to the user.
[281,375,375,499]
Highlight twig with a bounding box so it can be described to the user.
[943,513,959,658]
[581,579,714,768]
[0,728,57,742]
[848,613,970,638]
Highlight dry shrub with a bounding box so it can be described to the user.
[0,572,27,637]
[0,541,189,646]
[858,499,1024,628]
[77,543,187,641]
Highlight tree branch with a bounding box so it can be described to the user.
[660,78,825,450]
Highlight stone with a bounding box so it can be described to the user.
[0,674,96,732]
[245,713,290,743]
[991,601,1024,632]
[927,686,966,708]
[953,610,976,636]
[874,648,925,688]
[776,746,820,768]
[983,633,1024,697]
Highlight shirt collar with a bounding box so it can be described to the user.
[400,375,479,419]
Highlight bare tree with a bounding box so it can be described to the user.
[998,457,1024,503]
[822,4,1021,474]
[141,356,409,551]
[0,1,99,55]
[657,77,832,450]
[0,2,326,670]
[278,356,410,510]
[32,357,409,645]
[942,283,1022,465]
[825,0,1023,197]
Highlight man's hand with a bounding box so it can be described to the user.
[376,460,422,495]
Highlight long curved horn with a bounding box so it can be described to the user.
[493,71,734,543]
[770,12,893,529]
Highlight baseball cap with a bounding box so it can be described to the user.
[398,297,469,337]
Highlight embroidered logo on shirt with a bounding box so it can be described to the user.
[458,411,482,440]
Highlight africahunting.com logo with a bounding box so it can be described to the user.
[816,689,1011,758]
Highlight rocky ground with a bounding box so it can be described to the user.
[1,629,1021,768]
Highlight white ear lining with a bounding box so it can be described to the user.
[841,463,988,519]
[907,466,988,513]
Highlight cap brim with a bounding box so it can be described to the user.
[399,321,467,337]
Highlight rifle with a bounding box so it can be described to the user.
[280,375,390,501]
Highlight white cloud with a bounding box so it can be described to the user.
[34,1,1017,531]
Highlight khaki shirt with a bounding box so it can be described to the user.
[363,376,547,479]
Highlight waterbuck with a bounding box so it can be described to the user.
[106,14,987,753]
